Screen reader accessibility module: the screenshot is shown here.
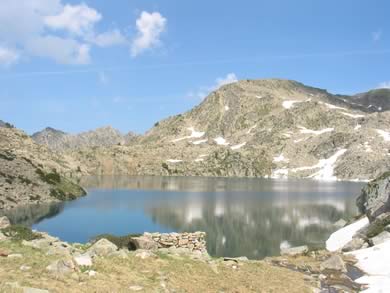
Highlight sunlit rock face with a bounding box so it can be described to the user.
[62,79,390,181]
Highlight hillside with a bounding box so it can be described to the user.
[0,127,86,210]
[65,79,389,181]
[32,126,137,151]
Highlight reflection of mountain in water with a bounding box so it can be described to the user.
[144,192,358,259]
[0,202,64,227]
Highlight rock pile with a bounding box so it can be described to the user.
[135,232,207,252]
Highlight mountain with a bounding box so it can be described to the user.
[0,126,86,210]
[0,120,14,128]
[32,126,137,151]
[331,88,390,113]
[65,79,389,181]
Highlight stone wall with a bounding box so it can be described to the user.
[141,232,207,252]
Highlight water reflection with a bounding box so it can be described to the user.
[4,176,364,259]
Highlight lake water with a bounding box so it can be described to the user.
[2,176,364,259]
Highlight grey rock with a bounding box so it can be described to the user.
[333,219,347,229]
[73,254,93,266]
[46,258,76,275]
[385,224,390,232]
[132,236,158,250]
[87,238,118,257]
[370,231,390,246]
[357,172,390,221]
[320,255,347,272]
[0,216,10,229]
[341,238,367,252]
[280,245,309,256]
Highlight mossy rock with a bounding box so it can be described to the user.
[1,225,42,241]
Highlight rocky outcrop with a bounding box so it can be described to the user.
[0,127,86,210]
[357,172,390,221]
[65,79,390,181]
[32,126,137,151]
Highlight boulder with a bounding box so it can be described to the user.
[333,219,347,229]
[356,172,390,221]
[73,254,93,267]
[362,212,390,238]
[0,216,10,229]
[109,249,129,259]
[369,231,390,246]
[280,245,308,256]
[46,258,77,275]
[341,237,368,252]
[87,238,118,257]
[320,255,347,272]
[132,236,158,250]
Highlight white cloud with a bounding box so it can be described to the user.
[0,47,19,66]
[92,29,127,47]
[188,73,239,100]
[131,11,167,57]
[214,73,238,89]
[372,30,382,42]
[26,36,90,65]
[44,3,102,36]
[378,81,390,89]
[0,0,130,66]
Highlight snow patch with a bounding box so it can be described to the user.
[271,168,289,179]
[348,240,390,292]
[224,105,229,111]
[320,102,347,111]
[280,240,291,250]
[292,149,348,181]
[354,124,362,131]
[194,158,204,162]
[214,137,229,146]
[273,154,289,163]
[247,125,257,134]
[166,159,183,163]
[376,129,390,142]
[256,95,263,99]
[192,139,208,145]
[326,217,369,252]
[172,127,205,142]
[231,142,246,150]
[298,126,334,135]
[341,112,365,119]
[282,100,300,109]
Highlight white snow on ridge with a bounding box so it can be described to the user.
[376,129,390,142]
[340,112,365,119]
[224,105,229,111]
[326,216,369,252]
[298,126,334,135]
[166,159,183,163]
[231,142,246,150]
[319,102,347,111]
[192,139,208,145]
[354,124,362,131]
[273,153,289,163]
[214,137,229,146]
[256,95,263,99]
[271,168,289,179]
[172,127,205,142]
[292,149,347,181]
[282,100,300,109]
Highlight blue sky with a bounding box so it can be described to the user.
[0,0,389,134]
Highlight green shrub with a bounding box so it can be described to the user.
[1,225,42,241]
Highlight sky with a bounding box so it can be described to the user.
[0,0,389,135]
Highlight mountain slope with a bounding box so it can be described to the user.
[61,79,390,181]
[32,126,137,151]
[0,127,86,210]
